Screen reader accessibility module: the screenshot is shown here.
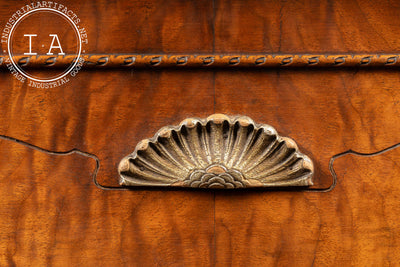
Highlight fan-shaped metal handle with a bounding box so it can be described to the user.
[118,114,314,189]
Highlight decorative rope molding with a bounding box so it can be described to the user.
[0,54,400,69]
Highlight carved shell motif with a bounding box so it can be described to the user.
[118,114,314,189]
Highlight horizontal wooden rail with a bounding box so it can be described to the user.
[1,54,400,69]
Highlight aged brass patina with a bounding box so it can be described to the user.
[118,114,314,189]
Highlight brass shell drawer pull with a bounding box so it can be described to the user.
[118,114,314,189]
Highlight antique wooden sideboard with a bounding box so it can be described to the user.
[1,0,400,266]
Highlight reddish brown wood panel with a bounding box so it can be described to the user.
[0,140,215,266]
[215,146,400,266]
[1,0,400,266]
[214,0,400,53]
[215,69,400,187]
[0,0,214,53]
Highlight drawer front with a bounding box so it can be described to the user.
[0,0,399,266]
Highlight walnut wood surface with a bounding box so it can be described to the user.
[1,0,400,266]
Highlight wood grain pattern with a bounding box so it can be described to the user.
[1,0,400,266]
[215,69,400,188]
[0,140,215,266]
[214,0,400,53]
[215,145,400,266]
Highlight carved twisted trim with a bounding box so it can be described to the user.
[0,54,399,69]
[118,114,314,189]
